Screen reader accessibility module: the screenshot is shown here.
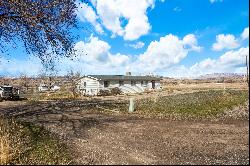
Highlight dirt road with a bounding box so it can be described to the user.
[0,100,249,165]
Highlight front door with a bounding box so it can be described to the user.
[151,80,155,89]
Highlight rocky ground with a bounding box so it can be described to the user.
[0,99,249,165]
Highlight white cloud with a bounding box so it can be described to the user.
[0,36,131,76]
[108,53,130,67]
[183,34,202,52]
[136,35,187,71]
[190,47,249,76]
[241,27,249,40]
[54,36,132,75]
[77,2,104,33]
[212,27,249,51]
[96,0,154,40]
[73,36,130,67]
[0,56,42,76]
[212,34,239,51]
[4,34,247,78]
[127,41,145,49]
[74,36,111,64]
[77,0,164,40]
[95,0,125,37]
[1,33,202,76]
[210,0,223,3]
[159,47,249,78]
[173,6,182,12]
[129,34,201,72]
[60,33,201,75]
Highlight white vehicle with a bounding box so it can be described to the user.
[51,85,60,91]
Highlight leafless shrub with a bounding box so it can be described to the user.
[98,89,111,96]
[67,70,81,98]
[110,87,123,96]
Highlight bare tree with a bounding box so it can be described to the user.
[3,77,11,85]
[0,0,89,64]
[20,74,29,92]
[67,70,81,98]
[46,61,57,91]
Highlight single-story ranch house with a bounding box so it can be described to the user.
[77,74,162,96]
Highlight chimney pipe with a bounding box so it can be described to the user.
[126,72,131,76]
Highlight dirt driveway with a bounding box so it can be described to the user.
[0,100,249,165]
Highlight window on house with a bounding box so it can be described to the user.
[131,81,136,86]
[119,81,124,86]
[104,81,110,87]
[83,82,86,87]
[141,81,143,86]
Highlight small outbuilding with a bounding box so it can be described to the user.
[38,84,60,92]
[77,74,161,96]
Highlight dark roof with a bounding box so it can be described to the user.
[86,75,161,81]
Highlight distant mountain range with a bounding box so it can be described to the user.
[197,73,246,79]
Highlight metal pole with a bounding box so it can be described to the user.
[246,55,249,86]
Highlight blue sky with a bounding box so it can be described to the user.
[0,0,249,78]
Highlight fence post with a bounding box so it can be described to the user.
[129,98,135,113]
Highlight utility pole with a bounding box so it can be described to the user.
[246,55,249,86]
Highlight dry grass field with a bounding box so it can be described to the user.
[163,82,248,91]
[0,117,72,165]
